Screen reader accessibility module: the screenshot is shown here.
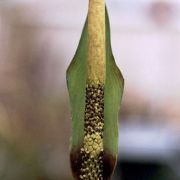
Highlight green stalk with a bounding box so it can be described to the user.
[66,1,124,179]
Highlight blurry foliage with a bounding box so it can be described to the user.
[0,136,46,180]
[0,4,72,180]
[0,95,71,179]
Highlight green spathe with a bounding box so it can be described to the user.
[67,19,87,149]
[104,8,124,156]
[66,6,124,176]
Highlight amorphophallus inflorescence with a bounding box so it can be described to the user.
[66,0,124,179]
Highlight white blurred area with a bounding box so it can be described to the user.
[0,0,180,179]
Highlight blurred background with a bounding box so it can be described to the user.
[0,0,180,179]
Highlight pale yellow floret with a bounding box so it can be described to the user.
[83,132,103,157]
[87,0,106,85]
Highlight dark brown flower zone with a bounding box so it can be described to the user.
[70,149,116,180]
[70,84,116,180]
[79,84,104,180]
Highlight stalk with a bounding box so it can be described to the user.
[87,0,105,85]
